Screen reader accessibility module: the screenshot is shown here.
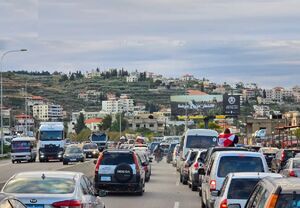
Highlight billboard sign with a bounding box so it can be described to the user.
[223,94,240,116]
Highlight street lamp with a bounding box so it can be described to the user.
[1,49,27,156]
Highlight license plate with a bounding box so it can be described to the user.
[70,158,77,161]
[101,176,111,181]
[26,205,44,208]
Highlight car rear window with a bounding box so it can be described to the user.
[217,156,264,177]
[186,135,217,149]
[3,178,75,194]
[276,194,300,208]
[102,152,134,165]
[228,178,260,199]
[285,150,300,160]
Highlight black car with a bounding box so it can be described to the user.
[271,149,300,173]
[82,143,99,158]
[63,145,85,165]
[0,193,26,208]
[166,143,179,163]
[94,150,146,195]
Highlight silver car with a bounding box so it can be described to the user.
[1,171,105,208]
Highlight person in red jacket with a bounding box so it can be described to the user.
[218,128,239,147]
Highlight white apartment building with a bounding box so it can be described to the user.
[292,86,300,102]
[102,96,135,113]
[264,87,293,103]
[85,70,101,78]
[14,114,35,133]
[33,104,63,121]
[253,105,270,117]
[126,75,138,83]
[71,109,104,122]
[242,89,256,100]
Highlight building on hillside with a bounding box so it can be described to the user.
[78,93,89,101]
[284,111,300,126]
[127,113,167,133]
[213,86,227,94]
[85,118,103,131]
[181,74,195,81]
[242,89,256,100]
[14,114,34,133]
[85,69,101,78]
[292,86,300,103]
[26,96,46,113]
[32,104,63,121]
[187,90,207,95]
[126,75,138,83]
[71,109,104,122]
[102,95,134,113]
[253,105,270,118]
[264,87,294,103]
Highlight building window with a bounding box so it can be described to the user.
[136,124,140,128]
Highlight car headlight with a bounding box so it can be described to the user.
[92,151,97,154]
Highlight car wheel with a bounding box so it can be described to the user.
[191,184,197,191]
[182,177,188,185]
[114,163,133,183]
[63,161,68,165]
[145,177,150,182]
[12,160,15,164]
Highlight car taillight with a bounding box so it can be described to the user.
[220,199,227,208]
[194,162,199,169]
[289,170,297,177]
[210,180,216,191]
[265,194,278,208]
[133,153,140,174]
[52,200,81,208]
[95,153,103,175]
[281,152,285,161]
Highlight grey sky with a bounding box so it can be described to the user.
[0,0,300,87]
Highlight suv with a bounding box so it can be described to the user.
[200,151,269,208]
[233,177,300,208]
[271,149,300,173]
[94,150,146,195]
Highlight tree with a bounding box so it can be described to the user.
[74,113,86,134]
[99,115,112,131]
[110,114,128,132]
[69,73,75,81]
[59,74,68,82]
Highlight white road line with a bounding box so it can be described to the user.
[174,201,180,208]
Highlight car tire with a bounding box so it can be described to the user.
[182,177,188,185]
[191,184,197,191]
[114,163,133,183]
[12,160,15,164]
[180,174,183,183]
[145,177,150,182]
[63,161,68,165]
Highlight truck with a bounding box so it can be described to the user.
[11,137,37,163]
[90,132,108,151]
[36,122,66,162]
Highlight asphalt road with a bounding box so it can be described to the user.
[102,160,201,208]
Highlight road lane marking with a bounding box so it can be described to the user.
[174,202,180,208]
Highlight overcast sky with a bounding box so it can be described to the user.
[0,0,300,88]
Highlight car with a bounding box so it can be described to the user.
[271,149,300,173]
[200,151,269,208]
[166,143,179,163]
[182,129,218,158]
[172,144,180,167]
[136,151,152,182]
[1,171,105,208]
[280,157,300,177]
[149,142,160,154]
[234,177,300,208]
[214,172,282,208]
[63,145,85,165]
[188,149,206,191]
[160,143,170,156]
[180,149,198,185]
[94,150,146,195]
[0,193,26,208]
[244,145,261,152]
[258,147,279,169]
[82,143,99,158]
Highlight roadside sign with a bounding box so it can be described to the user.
[223,94,240,116]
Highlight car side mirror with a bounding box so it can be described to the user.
[98,190,107,197]
[198,167,205,175]
[228,204,241,208]
[93,160,97,165]
[211,190,220,197]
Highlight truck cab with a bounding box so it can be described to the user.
[11,137,37,163]
[90,132,108,152]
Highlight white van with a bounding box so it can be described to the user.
[182,129,218,158]
[200,151,269,208]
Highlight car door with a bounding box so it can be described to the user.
[245,184,267,208]
[83,176,103,208]
[80,176,94,208]
[280,160,290,177]
[202,156,215,205]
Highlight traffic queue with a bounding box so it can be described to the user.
[167,128,300,208]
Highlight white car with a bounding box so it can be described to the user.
[200,151,269,208]
[214,172,282,208]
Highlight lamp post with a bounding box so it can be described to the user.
[1,49,27,156]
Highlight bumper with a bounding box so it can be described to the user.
[95,182,142,192]
[64,157,83,162]
[85,152,99,158]
[191,172,200,185]
[11,155,32,161]
[40,153,63,160]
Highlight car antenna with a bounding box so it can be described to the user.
[41,173,46,180]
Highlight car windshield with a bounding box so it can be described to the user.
[11,141,30,149]
[91,134,106,141]
[186,135,217,149]
[3,178,75,194]
[217,156,264,177]
[40,131,63,141]
[276,194,300,208]
[228,178,260,199]
[66,147,82,154]
[83,144,98,149]
[293,160,300,168]
[286,150,300,159]
[102,152,134,165]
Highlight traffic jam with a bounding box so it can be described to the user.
[2,122,300,208]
